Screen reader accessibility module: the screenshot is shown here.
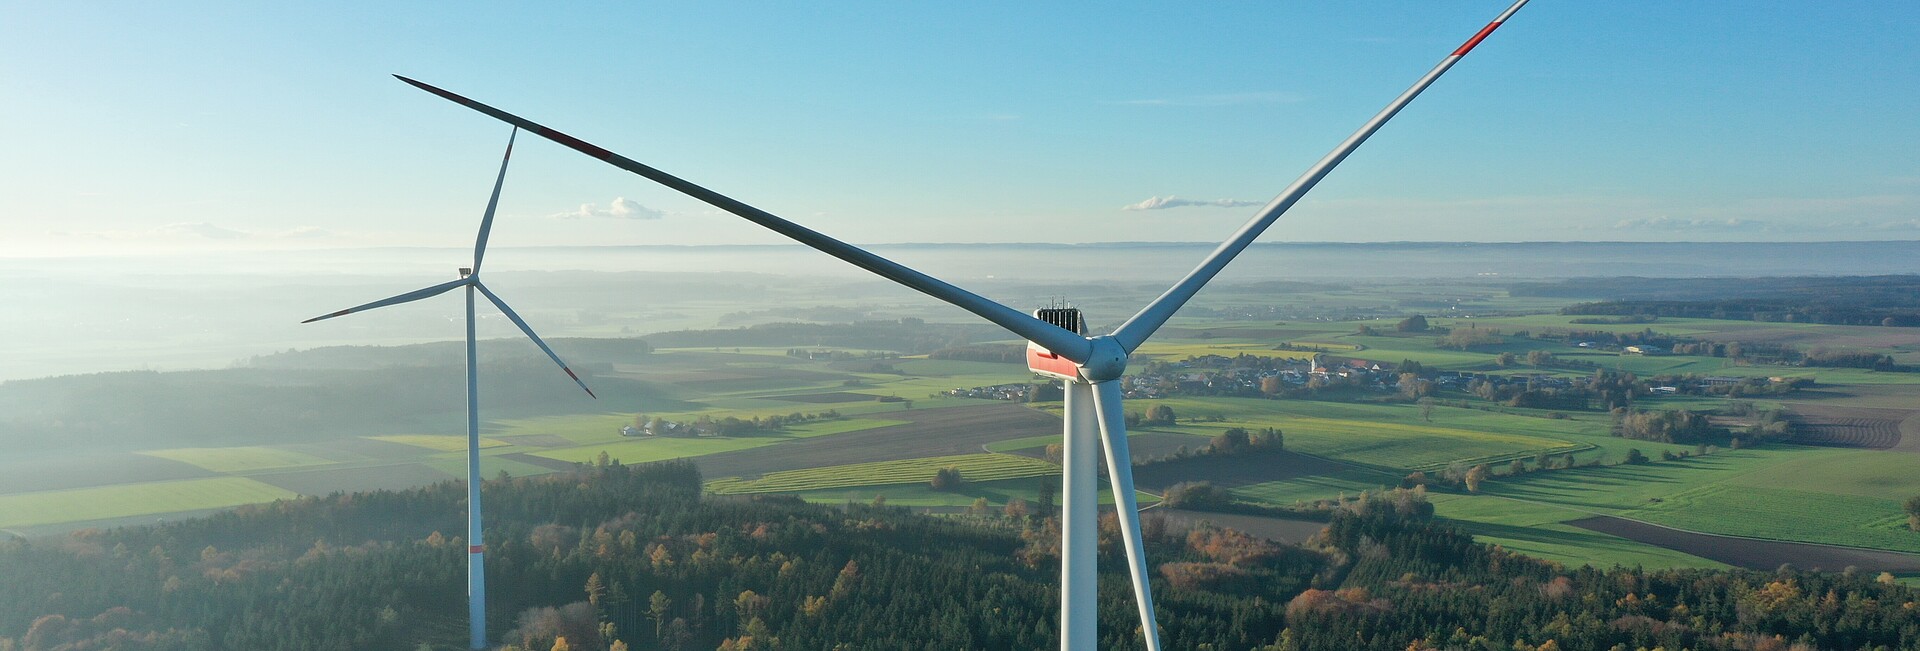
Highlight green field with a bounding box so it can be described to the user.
[1466,446,1920,553]
[706,453,1061,494]
[368,434,511,452]
[1429,493,1726,570]
[140,446,334,473]
[534,436,772,465]
[773,478,1159,509]
[0,478,298,530]
[1107,397,1587,471]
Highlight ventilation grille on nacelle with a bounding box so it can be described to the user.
[1035,308,1085,335]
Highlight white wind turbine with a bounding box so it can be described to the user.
[391,2,1527,647]
[301,128,595,651]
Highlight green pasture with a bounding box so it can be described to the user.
[705,453,1060,494]
[368,434,511,452]
[1740,449,1920,499]
[1474,445,1920,553]
[1630,483,1919,554]
[1228,466,1403,507]
[0,477,298,529]
[1112,397,1586,470]
[140,446,334,473]
[776,477,1158,509]
[1428,493,1726,570]
[535,436,772,465]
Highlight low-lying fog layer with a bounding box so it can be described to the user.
[0,241,1912,382]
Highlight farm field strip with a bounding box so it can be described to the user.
[533,436,773,465]
[138,446,336,473]
[0,477,298,529]
[367,434,511,452]
[1429,493,1727,570]
[706,453,1061,494]
[1625,483,1920,554]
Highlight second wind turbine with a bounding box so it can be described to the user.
[301,127,596,651]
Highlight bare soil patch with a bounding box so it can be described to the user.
[1569,515,1920,572]
[0,452,213,495]
[772,391,880,404]
[692,403,1059,480]
[1784,405,1910,449]
[1132,451,1352,493]
[253,463,452,496]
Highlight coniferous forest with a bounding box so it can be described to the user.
[3,461,1918,650]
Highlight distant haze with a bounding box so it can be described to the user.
[0,241,1914,383]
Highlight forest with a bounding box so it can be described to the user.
[4,461,1919,650]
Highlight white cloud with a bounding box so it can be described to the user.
[549,197,665,220]
[1122,196,1264,211]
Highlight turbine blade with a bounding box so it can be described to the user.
[474,281,597,399]
[301,277,470,323]
[472,127,519,275]
[1090,380,1161,651]
[392,74,1093,364]
[1109,0,1530,352]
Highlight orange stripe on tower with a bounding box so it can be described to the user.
[1453,21,1502,56]
[469,544,485,554]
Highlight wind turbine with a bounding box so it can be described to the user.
[301,128,595,651]
[390,2,1527,647]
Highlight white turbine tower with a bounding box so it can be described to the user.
[390,3,1526,647]
[301,128,595,651]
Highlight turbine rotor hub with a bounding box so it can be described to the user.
[1079,336,1128,382]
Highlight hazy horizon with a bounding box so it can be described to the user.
[3,240,1914,384]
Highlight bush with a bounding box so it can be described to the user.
[1163,482,1234,510]
[930,467,963,491]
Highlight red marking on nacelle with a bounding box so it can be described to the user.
[1027,343,1080,380]
[1452,21,1503,56]
[537,126,612,161]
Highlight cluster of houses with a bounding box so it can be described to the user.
[943,383,1035,401]
[1117,354,1399,398]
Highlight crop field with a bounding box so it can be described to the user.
[139,446,335,473]
[1629,484,1920,553]
[769,477,1158,509]
[1466,445,1920,554]
[533,436,772,465]
[253,463,454,496]
[689,403,1062,484]
[1786,405,1908,448]
[1428,493,1726,570]
[1114,397,1586,471]
[367,434,511,452]
[1568,516,1920,572]
[0,453,212,495]
[705,453,1060,494]
[0,477,297,530]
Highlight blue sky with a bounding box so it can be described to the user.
[3,1,1917,255]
